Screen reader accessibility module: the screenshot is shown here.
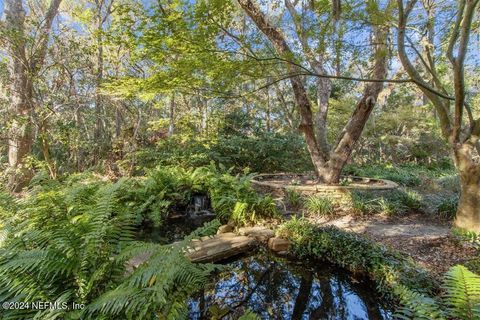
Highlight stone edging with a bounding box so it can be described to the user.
[251,173,398,192]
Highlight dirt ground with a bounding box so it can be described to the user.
[306,213,477,278]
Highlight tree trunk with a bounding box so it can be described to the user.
[266,85,271,132]
[168,93,175,137]
[115,105,122,138]
[453,144,480,232]
[94,12,105,148]
[236,0,327,177]
[5,0,33,192]
[315,79,331,156]
[39,118,56,179]
[201,98,208,134]
[5,0,61,191]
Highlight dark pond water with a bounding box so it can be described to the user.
[189,254,393,320]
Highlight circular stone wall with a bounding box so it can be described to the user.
[251,173,398,201]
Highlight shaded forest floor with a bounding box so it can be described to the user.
[305,213,476,278]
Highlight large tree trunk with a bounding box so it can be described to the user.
[5,0,62,191]
[5,0,33,192]
[453,143,480,232]
[320,24,389,184]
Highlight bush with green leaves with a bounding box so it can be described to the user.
[437,194,459,220]
[0,177,221,319]
[277,219,480,319]
[276,218,435,298]
[131,132,312,175]
[304,195,335,216]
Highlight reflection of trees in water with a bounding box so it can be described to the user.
[189,255,390,320]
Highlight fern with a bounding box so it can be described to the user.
[443,265,480,320]
[394,285,445,320]
[395,265,480,320]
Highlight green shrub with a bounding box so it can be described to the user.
[132,132,312,174]
[397,189,423,211]
[304,196,335,216]
[276,218,435,297]
[437,195,458,220]
[196,165,278,225]
[436,174,461,194]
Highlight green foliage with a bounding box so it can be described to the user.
[395,265,480,320]
[304,196,335,216]
[437,195,459,220]
[194,165,278,225]
[284,188,303,209]
[238,310,261,320]
[394,285,445,320]
[349,189,423,216]
[443,265,480,319]
[0,175,221,319]
[132,133,312,175]
[85,221,220,320]
[344,163,454,187]
[276,218,434,298]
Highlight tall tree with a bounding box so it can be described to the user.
[3,0,62,191]
[236,0,390,183]
[396,0,480,232]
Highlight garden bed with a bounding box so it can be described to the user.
[252,173,399,201]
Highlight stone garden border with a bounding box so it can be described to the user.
[251,173,399,201]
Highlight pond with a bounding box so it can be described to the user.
[189,254,393,320]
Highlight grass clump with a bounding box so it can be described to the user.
[304,195,335,216]
[284,188,303,209]
[437,194,458,220]
[349,189,423,216]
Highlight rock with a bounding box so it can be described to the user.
[268,237,289,252]
[217,224,234,234]
[238,226,275,241]
[187,232,256,263]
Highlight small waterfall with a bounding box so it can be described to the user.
[187,194,215,227]
[193,194,207,214]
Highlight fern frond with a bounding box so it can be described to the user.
[443,265,480,320]
[394,285,445,320]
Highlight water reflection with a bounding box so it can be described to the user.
[189,254,392,319]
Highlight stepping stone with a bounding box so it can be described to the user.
[217,224,234,234]
[238,226,275,241]
[187,232,256,263]
[268,237,289,252]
